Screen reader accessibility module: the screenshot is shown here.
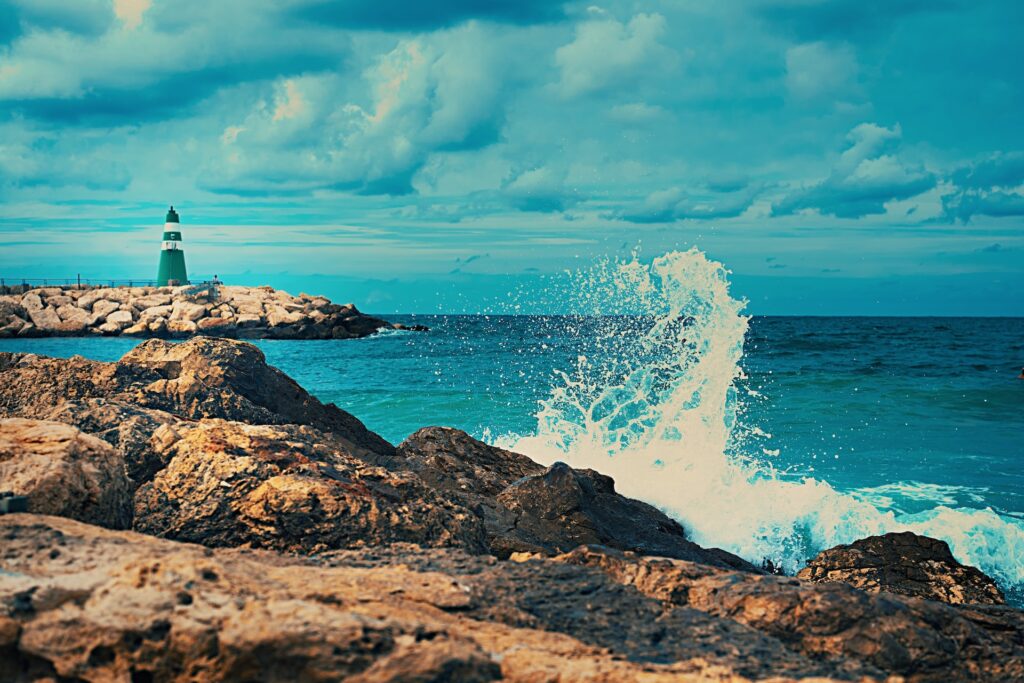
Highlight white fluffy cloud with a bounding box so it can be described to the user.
[555,12,675,98]
[773,123,936,217]
[205,23,509,195]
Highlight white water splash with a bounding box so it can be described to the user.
[499,248,1024,597]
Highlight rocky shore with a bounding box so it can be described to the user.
[0,285,424,340]
[1,338,1021,682]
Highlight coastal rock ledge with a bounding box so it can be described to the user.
[0,284,424,339]
[1,338,1022,682]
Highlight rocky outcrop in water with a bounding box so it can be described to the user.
[0,338,1020,682]
[797,531,1006,606]
[0,284,424,339]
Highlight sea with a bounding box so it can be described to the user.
[2,249,1022,603]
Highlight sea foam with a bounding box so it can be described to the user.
[499,248,1024,601]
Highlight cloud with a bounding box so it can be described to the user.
[203,23,508,196]
[501,166,578,213]
[756,0,961,41]
[290,0,563,31]
[949,152,1024,190]
[941,152,1024,223]
[555,13,675,98]
[0,1,346,124]
[0,122,130,191]
[614,184,762,223]
[772,123,936,218]
[785,41,858,100]
[942,190,1024,223]
[3,0,114,37]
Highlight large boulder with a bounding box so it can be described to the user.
[119,338,395,456]
[0,418,131,528]
[394,428,755,570]
[133,420,486,553]
[0,338,395,461]
[797,531,1005,605]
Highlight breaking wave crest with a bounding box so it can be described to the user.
[498,248,1024,600]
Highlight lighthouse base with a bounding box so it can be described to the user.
[157,250,188,287]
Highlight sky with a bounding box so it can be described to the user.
[0,0,1022,315]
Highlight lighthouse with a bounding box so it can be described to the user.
[156,206,189,286]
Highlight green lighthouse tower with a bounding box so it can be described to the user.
[156,206,189,286]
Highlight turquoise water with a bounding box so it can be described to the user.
[2,252,1022,602]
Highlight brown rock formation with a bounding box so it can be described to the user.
[0,337,394,462]
[0,338,1020,682]
[0,418,131,529]
[797,531,1006,605]
[391,427,755,570]
[3,517,1023,682]
[133,420,486,553]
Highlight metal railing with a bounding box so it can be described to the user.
[0,276,220,295]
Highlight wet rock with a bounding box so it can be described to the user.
[133,420,486,553]
[555,545,1024,681]
[0,418,131,528]
[797,531,1006,605]
[497,461,756,570]
[394,428,756,570]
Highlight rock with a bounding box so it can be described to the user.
[45,295,73,308]
[0,317,25,337]
[132,294,171,309]
[42,399,179,485]
[122,322,150,336]
[15,322,36,337]
[26,306,61,330]
[133,420,485,553]
[97,321,122,335]
[55,304,88,325]
[139,304,172,321]
[123,338,394,453]
[166,319,198,336]
[171,300,208,322]
[0,418,131,528]
[51,320,88,335]
[266,304,304,327]
[147,318,168,335]
[0,299,27,325]
[89,299,120,323]
[75,289,108,310]
[392,428,755,570]
[196,317,236,334]
[797,531,1006,605]
[105,309,135,328]
[7,515,1021,683]
[551,544,1024,682]
[20,291,43,311]
[235,313,264,328]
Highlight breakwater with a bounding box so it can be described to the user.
[0,284,423,339]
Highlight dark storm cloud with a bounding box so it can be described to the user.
[289,0,564,31]
[950,152,1024,191]
[755,0,961,41]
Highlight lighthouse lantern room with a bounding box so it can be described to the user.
[156,206,189,286]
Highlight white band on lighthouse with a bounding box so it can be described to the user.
[162,241,181,250]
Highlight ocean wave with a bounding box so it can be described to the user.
[496,247,1024,602]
